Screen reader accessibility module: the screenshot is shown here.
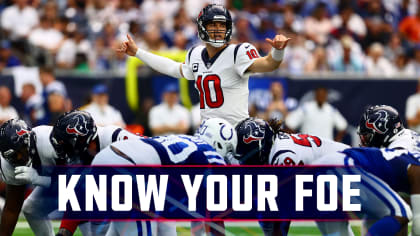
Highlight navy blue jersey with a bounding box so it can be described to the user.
[142,135,226,165]
[342,147,419,193]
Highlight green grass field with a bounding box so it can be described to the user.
[11,220,366,236]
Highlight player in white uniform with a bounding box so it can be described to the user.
[0,120,57,236]
[357,105,420,234]
[233,118,352,236]
[117,4,290,125]
[234,117,415,236]
[89,118,236,236]
[0,111,138,236]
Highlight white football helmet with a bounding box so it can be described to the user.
[196,118,237,158]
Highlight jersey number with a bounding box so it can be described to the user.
[246,49,259,60]
[196,74,224,109]
[290,134,322,147]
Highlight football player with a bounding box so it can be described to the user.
[357,105,420,234]
[117,4,290,125]
[0,119,55,236]
[357,105,420,156]
[312,148,418,236]
[56,117,236,236]
[234,118,352,236]
[0,110,139,236]
[234,118,414,236]
[87,118,236,236]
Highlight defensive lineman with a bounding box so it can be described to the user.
[117,4,290,125]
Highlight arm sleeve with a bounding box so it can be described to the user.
[234,43,260,77]
[180,47,196,81]
[135,48,183,79]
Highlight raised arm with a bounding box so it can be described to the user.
[117,34,184,78]
[246,35,290,73]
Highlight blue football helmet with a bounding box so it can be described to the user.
[357,105,404,148]
[197,4,233,48]
[50,110,98,164]
[234,118,275,164]
[0,119,36,167]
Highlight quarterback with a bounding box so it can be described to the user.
[117,4,290,125]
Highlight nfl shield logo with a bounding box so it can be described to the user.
[192,63,199,72]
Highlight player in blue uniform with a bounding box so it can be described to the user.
[92,120,235,236]
[56,118,236,236]
[233,118,413,236]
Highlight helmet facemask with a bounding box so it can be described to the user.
[197,4,233,48]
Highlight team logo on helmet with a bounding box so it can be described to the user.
[243,122,264,144]
[16,129,29,136]
[66,115,89,136]
[220,124,233,141]
[365,110,388,134]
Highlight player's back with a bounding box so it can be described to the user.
[343,147,419,193]
[268,132,349,166]
[388,128,420,157]
[92,135,225,166]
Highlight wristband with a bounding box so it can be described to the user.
[271,48,285,62]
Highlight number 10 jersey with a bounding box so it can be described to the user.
[181,43,260,125]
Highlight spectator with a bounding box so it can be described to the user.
[149,84,190,136]
[406,79,420,133]
[38,66,70,124]
[330,35,364,73]
[394,53,415,76]
[331,2,367,40]
[1,0,39,40]
[39,66,67,97]
[406,45,420,75]
[0,86,19,124]
[282,33,312,75]
[360,0,393,48]
[85,0,116,35]
[303,2,333,46]
[0,41,21,71]
[286,87,348,142]
[399,7,420,43]
[28,15,64,53]
[83,84,126,127]
[305,46,330,72]
[20,83,43,126]
[364,42,395,77]
[47,92,66,125]
[249,81,297,120]
[383,33,405,62]
[264,81,296,121]
[114,0,140,26]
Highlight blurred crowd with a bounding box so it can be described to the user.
[0,0,420,76]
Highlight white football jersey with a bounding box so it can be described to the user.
[268,132,350,166]
[181,43,260,125]
[388,128,420,155]
[1,126,57,185]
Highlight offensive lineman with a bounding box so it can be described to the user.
[234,118,415,236]
[0,110,139,236]
[117,4,290,125]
